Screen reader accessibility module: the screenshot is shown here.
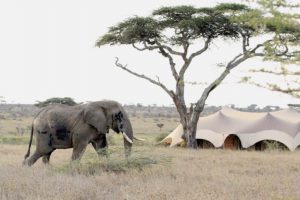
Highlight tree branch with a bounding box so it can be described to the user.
[246,80,300,98]
[155,43,180,81]
[132,42,159,51]
[132,42,180,80]
[242,34,249,53]
[192,52,254,123]
[250,68,300,76]
[188,38,211,62]
[155,41,184,56]
[114,57,175,98]
[176,38,212,80]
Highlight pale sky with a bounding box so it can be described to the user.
[0,0,299,107]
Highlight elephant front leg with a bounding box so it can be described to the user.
[71,134,89,161]
[91,134,108,158]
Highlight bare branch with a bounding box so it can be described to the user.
[242,34,248,53]
[250,68,300,76]
[249,39,272,54]
[246,80,300,98]
[155,45,179,81]
[227,53,244,66]
[176,38,212,80]
[132,42,180,80]
[253,53,265,57]
[192,51,255,121]
[132,42,159,51]
[155,41,184,56]
[191,68,231,123]
[114,57,175,98]
[188,38,211,62]
[227,54,252,70]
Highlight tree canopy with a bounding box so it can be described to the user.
[97,3,300,63]
[34,97,78,108]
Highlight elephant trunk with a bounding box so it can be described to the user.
[123,117,133,157]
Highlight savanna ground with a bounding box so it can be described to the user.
[1,113,300,199]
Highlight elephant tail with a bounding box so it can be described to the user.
[24,124,34,160]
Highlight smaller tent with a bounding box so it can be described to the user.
[161,107,300,151]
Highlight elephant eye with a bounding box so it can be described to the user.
[115,112,123,121]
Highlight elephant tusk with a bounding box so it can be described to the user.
[133,136,145,141]
[122,132,133,144]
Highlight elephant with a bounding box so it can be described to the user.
[23,100,135,166]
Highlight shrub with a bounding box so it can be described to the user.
[51,153,171,175]
[34,97,78,108]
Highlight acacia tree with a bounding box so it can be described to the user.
[96,3,300,148]
[34,97,78,108]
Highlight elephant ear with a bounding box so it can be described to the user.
[83,105,108,134]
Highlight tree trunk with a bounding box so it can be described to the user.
[183,103,206,149]
[185,121,198,148]
[179,118,198,148]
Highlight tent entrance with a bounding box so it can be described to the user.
[253,140,288,151]
[197,139,214,149]
[224,135,241,150]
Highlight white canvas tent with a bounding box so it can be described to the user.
[161,107,300,151]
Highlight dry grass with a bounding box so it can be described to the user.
[130,116,179,134]
[1,143,300,200]
[0,117,32,135]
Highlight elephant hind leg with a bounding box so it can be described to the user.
[42,150,55,164]
[24,151,43,166]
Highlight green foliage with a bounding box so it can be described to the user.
[34,97,78,108]
[96,3,256,47]
[96,17,160,46]
[0,135,34,145]
[96,3,300,63]
[214,3,250,11]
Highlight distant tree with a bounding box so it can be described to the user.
[96,3,300,148]
[0,96,6,104]
[247,104,258,111]
[136,103,143,108]
[156,123,164,131]
[34,97,78,108]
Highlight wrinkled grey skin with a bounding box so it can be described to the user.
[23,100,133,166]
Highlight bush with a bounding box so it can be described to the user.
[51,153,171,175]
[34,97,78,108]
